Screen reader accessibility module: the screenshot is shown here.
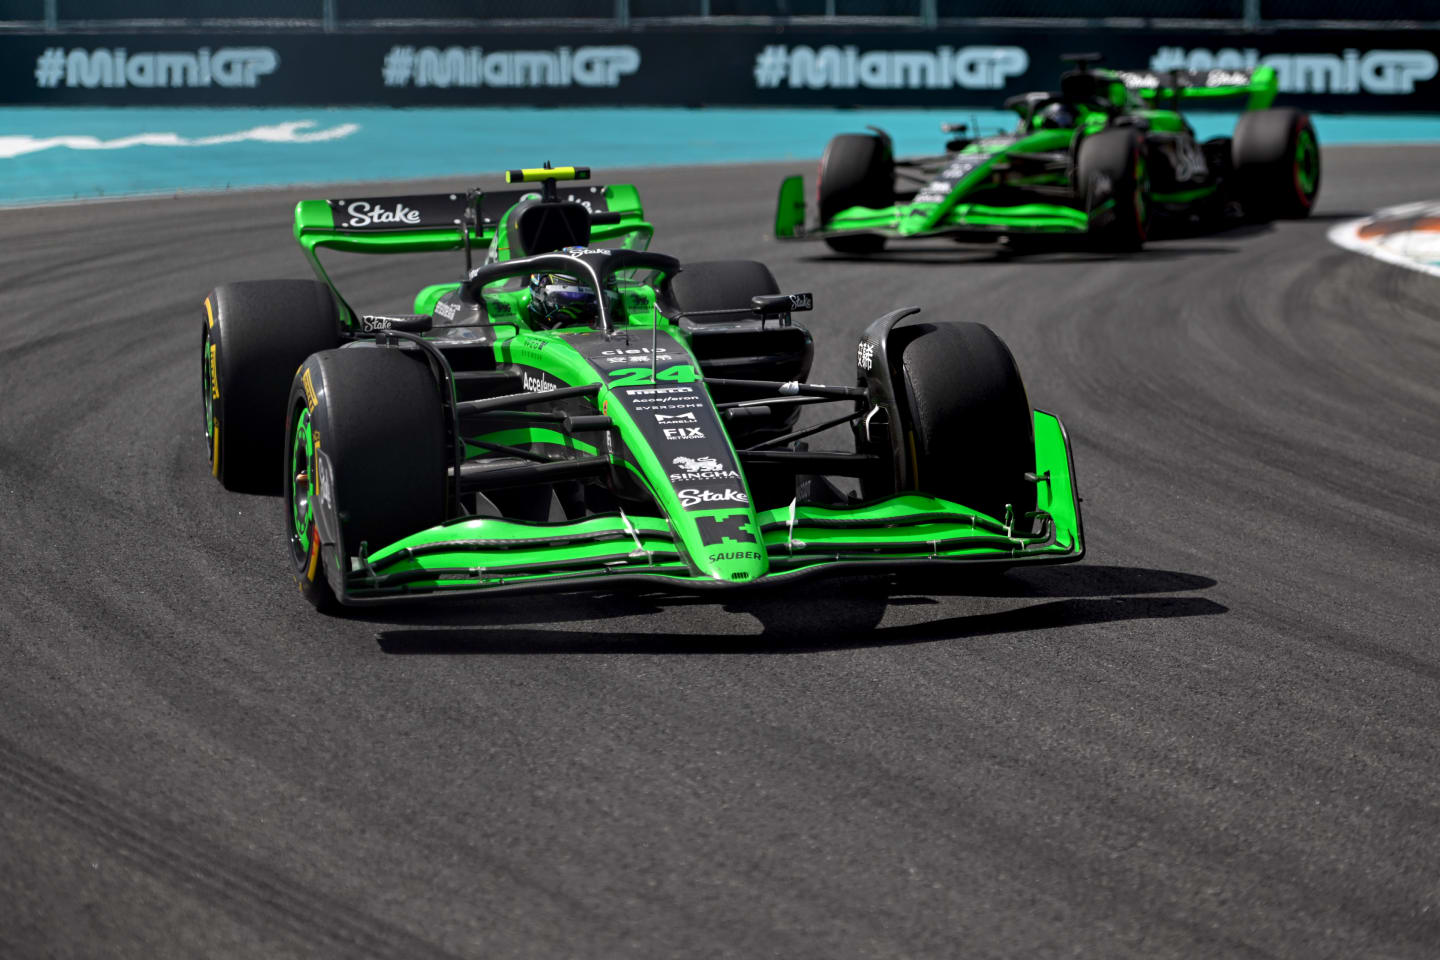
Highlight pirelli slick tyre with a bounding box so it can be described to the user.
[891,321,1037,529]
[818,133,892,255]
[202,280,341,494]
[1078,129,1149,252]
[284,348,447,611]
[664,259,779,318]
[1233,108,1320,220]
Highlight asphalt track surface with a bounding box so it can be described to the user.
[2,148,1438,959]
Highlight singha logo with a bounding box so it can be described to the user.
[672,455,722,473]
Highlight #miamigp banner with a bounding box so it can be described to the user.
[3,28,1438,111]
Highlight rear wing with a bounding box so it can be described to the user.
[292,183,645,253]
[291,182,650,325]
[1103,65,1278,111]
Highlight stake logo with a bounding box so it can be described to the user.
[341,201,421,228]
[678,488,748,509]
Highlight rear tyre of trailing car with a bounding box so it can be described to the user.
[1233,108,1320,220]
[202,280,341,494]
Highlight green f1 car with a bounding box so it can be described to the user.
[775,54,1320,254]
[201,165,1082,608]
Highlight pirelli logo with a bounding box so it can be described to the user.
[302,368,318,411]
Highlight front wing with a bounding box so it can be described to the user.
[776,176,1102,243]
[333,410,1082,604]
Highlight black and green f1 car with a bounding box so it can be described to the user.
[775,54,1321,254]
[201,166,1082,608]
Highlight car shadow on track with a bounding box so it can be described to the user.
[368,564,1226,655]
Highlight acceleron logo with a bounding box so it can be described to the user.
[34,46,279,89]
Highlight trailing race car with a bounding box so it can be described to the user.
[201,165,1082,608]
[775,54,1321,254]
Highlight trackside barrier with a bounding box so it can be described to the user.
[3,28,1438,111]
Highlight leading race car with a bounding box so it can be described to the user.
[201,165,1082,608]
[775,54,1320,254]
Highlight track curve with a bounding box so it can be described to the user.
[2,147,1438,959]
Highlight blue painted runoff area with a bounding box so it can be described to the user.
[3,106,1440,206]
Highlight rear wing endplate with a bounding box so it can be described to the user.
[1106,65,1278,111]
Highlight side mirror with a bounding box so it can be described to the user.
[360,313,433,334]
[751,293,813,318]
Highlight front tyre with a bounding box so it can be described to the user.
[203,280,340,493]
[890,321,1037,529]
[284,348,447,610]
[818,133,892,255]
[1233,108,1320,220]
[1077,129,1149,252]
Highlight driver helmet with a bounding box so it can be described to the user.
[527,272,598,329]
[1036,102,1078,130]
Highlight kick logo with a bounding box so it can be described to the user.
[696,513,757,546]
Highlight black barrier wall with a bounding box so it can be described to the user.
[5,29,1438,111]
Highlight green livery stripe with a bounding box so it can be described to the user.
[941,203,1089,232]
[1151,186,1218,204]
[464,428,600,460]
[827,202,1091,236]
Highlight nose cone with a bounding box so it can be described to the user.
[687,509,769,585]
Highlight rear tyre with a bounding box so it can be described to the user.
[892,321,1037,528]
[284,348,447,610]
[1233,108,1320,220]
[1077,129,1148,252]
[818,133,892,255]
[663,259,778,318]
[202,280,341,493]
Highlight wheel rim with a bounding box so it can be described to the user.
[1133,151,1149,239]
[288,403,316,562]
[1294,127,1319,204]
[202,328,218,475]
